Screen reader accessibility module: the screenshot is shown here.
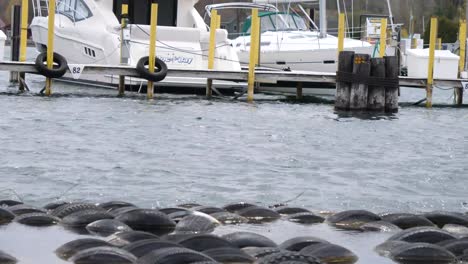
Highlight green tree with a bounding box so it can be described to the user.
[424,16,459,44]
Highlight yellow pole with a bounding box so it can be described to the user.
[379,18,387,57]
[458,20,466,75]
[118,4,128,96]
[19,0,29,91]
[411,38,418,49]
[147,3,158,100]
[338,13,345,54]
[436,38,442,50]
[216,14,221,29]
[206,10,218,98]
[45,0,56,96]
[457,20,466,105]
[426,17,438,108]
[19,0,28,62]
[247,9,260,102]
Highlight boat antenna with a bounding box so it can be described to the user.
[386,0,395,32]
[319,0,327,38]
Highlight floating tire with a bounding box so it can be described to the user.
[136,56,168,82]
[34,52,68,78]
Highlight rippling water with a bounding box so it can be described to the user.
[1,48,467,264]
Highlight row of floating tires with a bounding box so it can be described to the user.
[34,52,168,82]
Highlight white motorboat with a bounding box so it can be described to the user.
[205,0,396,96]
[0,29,6,61]
[30,0,244,92]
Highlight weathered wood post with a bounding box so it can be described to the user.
[296,82,303,100]
[9,5,21,84]
[367,58,386,111]
[335,51,355,110]
[385,56,399,113]
[349,54,371,110]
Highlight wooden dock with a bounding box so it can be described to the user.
[1,60,466,89]
[0,60,466,100]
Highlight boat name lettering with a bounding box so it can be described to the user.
[159,55,194,65]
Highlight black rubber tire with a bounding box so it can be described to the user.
[136,56,168,82]
[256,251,322,264]
[34,52,68,78]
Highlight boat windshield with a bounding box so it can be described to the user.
[56,0,92,22]
[251,13,308,33]
[271,13,308,31]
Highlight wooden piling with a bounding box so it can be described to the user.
[456,20,466,106]
[206,10,218,98]
[335,51,355,110]
[367,58,386,111]
[45,0,56,96]
[426,17,438,108]
[147,3,158,100]
[296,82,303,100]
[118,4,129,97]
[349,54,371,110]
[247,9,260,103]
[9,5,21,84]
[385,56,399,113]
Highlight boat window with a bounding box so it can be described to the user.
[292,15,307,31]
[260,16,275,32]
[57,0,92,22]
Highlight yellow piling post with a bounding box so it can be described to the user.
[436,38,442,50]
[19,0,28,91]
[19,0,28,62]
[206,10,218,98]
[457,20,466,105]
[458,20,466,75]
[247,9,260,102]
[118,4,128,96]
[411,38,418,49]
[216,14,221,29]
[147,3,158,100]
[426,17,438,108]
[338,13,345,54]
[379,18,387,57]
[45,0,56,96]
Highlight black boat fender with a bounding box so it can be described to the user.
[34,52,68,78]
[136,56,168,82]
